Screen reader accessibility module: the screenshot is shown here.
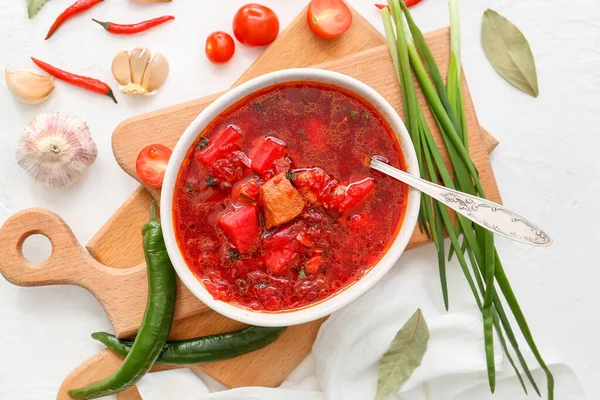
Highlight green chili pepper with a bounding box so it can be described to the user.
[92,326,286,365]
[69,202,177,399]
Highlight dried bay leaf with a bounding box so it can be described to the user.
[481,9,539,97]
[26,0,47,18]
[374,309,429,400]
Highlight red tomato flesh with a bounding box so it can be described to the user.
[307,0,353,40]
[136,144,172,189]
[173,82,408,312]
[233,4,280,46]
[205,31,235,64]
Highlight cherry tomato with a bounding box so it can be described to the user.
[233,4,279,46]
[205,31,236,64]
[136,144,172,189]
[307,0,352,40]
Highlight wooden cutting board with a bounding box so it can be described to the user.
[0,5,500,400]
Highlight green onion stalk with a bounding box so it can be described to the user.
[381,0,554,398]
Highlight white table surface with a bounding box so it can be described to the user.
[0,0,598,399]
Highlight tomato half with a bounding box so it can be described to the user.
[233,4,279,46]
[205,31,236,64]
[136,144,172,189]
[307,0,352,40]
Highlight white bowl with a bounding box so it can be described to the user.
[161,68,421,327]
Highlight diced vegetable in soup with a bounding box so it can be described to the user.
[173,82,408,312]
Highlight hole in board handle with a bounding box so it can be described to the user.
[21,234,52,264]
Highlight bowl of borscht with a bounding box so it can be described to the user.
[161,69,420,326]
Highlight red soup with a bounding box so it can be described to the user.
[173,82,408,312]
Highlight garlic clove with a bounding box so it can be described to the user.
[112,51,132,86]
[129,47,152,85]
[5,69,55,104]
[141,52,169,94]
[16,112,97,189]
[112,48,170,95]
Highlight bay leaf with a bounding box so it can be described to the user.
[27,0,47,19]
[374,309,429,400]
[481,9,539,97]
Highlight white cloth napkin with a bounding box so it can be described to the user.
[137,245,585,400]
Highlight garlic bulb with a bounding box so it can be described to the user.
[16,112,97,189]
[5,69,55,104]
[112,48,169,95]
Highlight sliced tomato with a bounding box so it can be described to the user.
[136,144,172,189]
[307,0,353,40]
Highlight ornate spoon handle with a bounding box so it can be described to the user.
[370,158,552,247]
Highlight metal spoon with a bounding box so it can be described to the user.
[370,157,552,247]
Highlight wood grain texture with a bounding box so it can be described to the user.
[0,209,210,339]
[58,318,324,400]
[481,127,499,152]
[57,350,171,400]
[86,186,153,268]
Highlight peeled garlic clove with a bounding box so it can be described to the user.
[16,112,97,189]
[141,52,169,94]
[129,47,151,85]
[112,48,169,95]
[5,69,55,104]
[112,51,132,86]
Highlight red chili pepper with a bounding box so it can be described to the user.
[375,0,422,10]
[45,0,103,40]
[31,57,117,103]
[92,15,175,35]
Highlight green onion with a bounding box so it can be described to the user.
[381,1,554,398]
